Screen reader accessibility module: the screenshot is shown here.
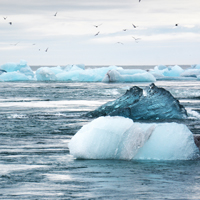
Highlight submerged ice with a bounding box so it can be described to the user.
[68,116,199,160]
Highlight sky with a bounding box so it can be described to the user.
[0,0,200,66]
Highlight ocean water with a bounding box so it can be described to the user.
[1,72,200,199]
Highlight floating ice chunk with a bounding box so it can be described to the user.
[0,71,30,81]
[86,83,187,120]
[63,64,85,72]
[191,64,200,69]
[181,69,200,78]
[102,69,156,82]
[36,65,121,82]
[135,123,198,160]
[0,60,34,78]
[150,65,184,78]
[36,67,61,81]
[154,65,167,71]
[69,116,199,160]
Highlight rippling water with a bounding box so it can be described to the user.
[1,80,200,199]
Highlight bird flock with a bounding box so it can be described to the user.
[2,15,50,52]
[1,0,180,53]
[92,0,179,45]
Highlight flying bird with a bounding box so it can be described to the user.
[94,31,100,36]
[45,47,49,52]
[123,29,127,31]
[54,12,57,16]
[94,24,102,28]
[10,42,19,46]
[3,17,7,20]
[139,0,141,2]
[9,22,12,25]
[116,42,124,45]
[132,36,141,42]
[175,23,178,26]
[132,24,138,28]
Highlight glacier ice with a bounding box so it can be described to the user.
[68,116,199,160]
[86,83,187,120]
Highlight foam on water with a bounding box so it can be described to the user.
[69,116,199,160]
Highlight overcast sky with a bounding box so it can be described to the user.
[0,0,200,66]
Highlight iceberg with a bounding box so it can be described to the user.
[150,65,185,80]
[102,69,156,82]
[0,60,35,81]
[68,116,199,160]
[36,65,121,82]
[181,69,200,78]
[85,83,187,120]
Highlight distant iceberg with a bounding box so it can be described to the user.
[0,60,35,81]
[150,65,184,78]
[102,69,156,82]
[1,60,200,82]
[68,116,199,160]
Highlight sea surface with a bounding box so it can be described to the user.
[1,66,200,199]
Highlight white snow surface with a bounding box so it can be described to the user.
[68,116,199,160]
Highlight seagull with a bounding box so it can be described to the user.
[54,12,57,16]
[9,22,12,25]
[94,24,102,28]
[94,31,100,36]
[132,24,138,28]
[10,42,19,46]
[45,47,49,52]
[132,36,141,42]
[116,42,124,45]
[3,17,7,20]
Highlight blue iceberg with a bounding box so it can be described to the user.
[0,60,35,81]
[86,83,187,120]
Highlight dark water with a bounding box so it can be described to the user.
[1,80,200,199]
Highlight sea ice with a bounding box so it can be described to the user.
[68,116,199,160]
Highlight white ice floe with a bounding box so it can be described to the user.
[68,116,199,160]
[102,69,156,82]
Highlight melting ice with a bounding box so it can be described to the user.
[68,116,199,160]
